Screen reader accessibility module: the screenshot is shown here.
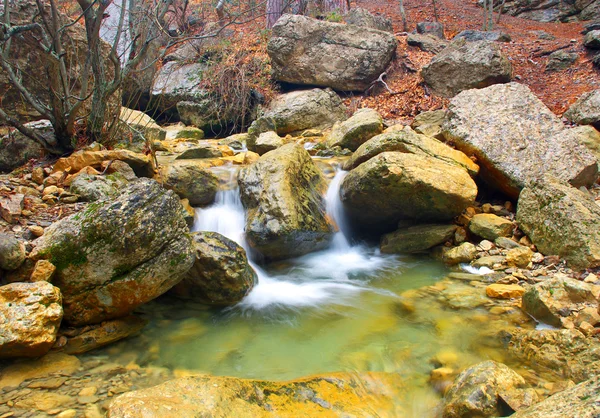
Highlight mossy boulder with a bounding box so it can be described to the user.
[69,173,129,202]
[327,108,383,151]
[238,143,334,260]
[162,161,219,206]
[30,179,195,326]
[343,126,478,176]
[340,152,477,232]
[516,176,600,269]
[171,232,257,305]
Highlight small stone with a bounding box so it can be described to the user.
[30,260,57,282]
[478,240,494,251]
[531,252,544,264]
[0,194,24,223]
[506,247,534,268]
[469,213,514,240]
[78,395,99,404]
[442,243,478,265]
[454,227,467,244]
[56,410,78,418]
[43,185,60,196]
[84,404,103,418]
[486,283,526,299]
[28,225,45,237]
[584,273,598,283]
[32,167,45,185]
[578,321,595,335]
[78,386,98,397]
[27,377,67,389]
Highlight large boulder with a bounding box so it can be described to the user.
[0,120,51,173]
[69,173,128,202]
[161,161,219,206]
[267,14,398,91]
[116,108,166,152]
[0,234,25,271]
[340,152,477,231]
[584,30,600,49]
[326,108,383,151]
[0,0,119,123]
[0,282,63,358]
[498,0,600,22]
[512,377,600,418]
[343,126,479,176]
[516,176,600,269]
[249,88,346,136]
[453,30,511,42]
[564,89,600,128]
[238,143,334,260]
[422,40,512,98]
[443,361,538,418]
[29,179,195,326]
[521,276,600,328]
[52,149,155,178]
[380,224,457,254]
[407,34,449,54]
[170,232,257,305]
[574,126,600,161]
[107,372,405,417]
[443,83,598,197]
[344,8,393,32]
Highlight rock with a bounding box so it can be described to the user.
[0,193,24,223]
[248,131,284,155]
[422,40,512,98]
[343,126,478,175]
[0,352,80,389]
[171,126,205,140]
[521,276,600,328]
[14,392,73,412]
[545,50,578,72]
[238,143,333,260]
[162,161,219,206]
[327,108,383,151]
[583,21,600,35]
[267,14,398,91]
[28,225,45,237]
[532,29,555,40]
[443,83,598,197]
[104,160,137,181]
[516,176,600,269]
[468,214,513,240]
[175,144,231,160]
[117,108,166,152]
[495,236,523,250]
[443,361,538,418]
[249,88,346,136]
[30,179,195,325]
[0,0,119,124]
[454,30,511,42]
[107,372,405,417]
[504,328,600,382]
[0,234,25,271]
[572,126,600,161]
[505,247,534,268]
[564,89,600,128]
[0,120,50,173]
[417,21,445,39]
[442,242,478,265]
[0,282,62,358]
[380,224,457,254]
[411,109,446,136]
[149,61,206,116]
[63,316,147,354]
[53,149,155,178]
[170,232,257,305]
[511,376,600,418]
[584,30,600,49]
[486,284,526,299]
[472,255,506,268]
[340,152,477,231]
[345,8,393,32]
[30,260,57,282]
[70,173,127,202]
[407,34,449,54]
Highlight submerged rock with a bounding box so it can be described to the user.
[512,376,600,418]
[268,14,398,91]
[381,224,457,254]
[422,40,512,98]
[249,88,346,136]
[63,316,147,355]
[443,83,598,197]
[171,232,257,305]
[343,127,478,175]
[30,179,195,326]
[107,372,405,417]
[443,361,538,418]
[162,161,219,206]
[327,108,383,151]
[340,152,477,231]
[238,143,333,260]
[0,282,63,358]
[516,176,600,269]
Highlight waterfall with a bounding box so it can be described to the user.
[192,165,393,310]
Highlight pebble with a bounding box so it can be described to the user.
[28,225,45,237]
[78,387,98,397]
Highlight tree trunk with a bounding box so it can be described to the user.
[322,0,348,13]
[399,0,407,31]
[266,0,285,28]
[432,0,439,22]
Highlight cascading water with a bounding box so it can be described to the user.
[192,166,394,310]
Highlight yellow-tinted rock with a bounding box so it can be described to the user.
[29,260,56,282]
[486,284,526,299]
[53,149,154,177]
[0,352,80,389]
[506,247,534,268]
[14,392,73,412]
[63,316,147,355]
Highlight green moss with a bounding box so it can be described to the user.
[42,239,88,271]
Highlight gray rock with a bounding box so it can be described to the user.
[267,14,397,91]
[30,178,195,326]
[70,173,128,202]
[238,143,334,260]
[441,242,478,265]
[170,232,257,305]
[422,40,512,98]
[116,108,166,152]
[249,88,346,136]
[545,50,578,72]
[443,361,538,418]
[175,145,226,159]
[162,161,219,206]
[0,120,51,172]
[416,21,445,39]
[572,126,600,161]
[327,108,383,151]
[407,34,449,54]
[248,131,284,155]
[564,89,600,128]
[454,30,511,42]
[443,83,598,197]
[0,234,25,271]
[516,176,600,269]
[380,224,457,254]
[498,0,599,22]
[584,30,600,49]
[344,7,393,32]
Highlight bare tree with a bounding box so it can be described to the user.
[266,0,285,28]
[399,0,407,31]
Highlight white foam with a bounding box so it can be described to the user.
[460,264,494,275]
